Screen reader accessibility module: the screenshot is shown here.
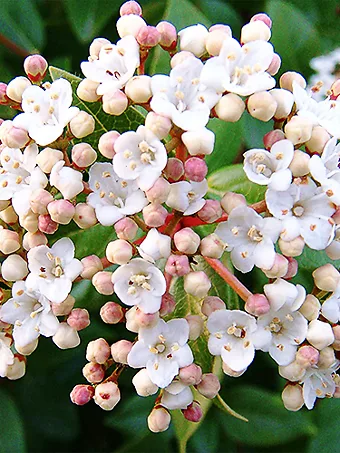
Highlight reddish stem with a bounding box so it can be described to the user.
[175,142,188,162]
[203,257,252,302]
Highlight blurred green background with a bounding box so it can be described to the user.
[1,0,340,452]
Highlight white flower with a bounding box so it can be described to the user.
[243,140,294,191]
[264,278,306,312]
[200,37,275,96]
[215,205,282,273]
[161,380,193,410]
[0,281,59,348]
[321,286,340,323]
[0,332,14,377]
[13,78,79,146]
[207,309,268,372]
[308,48,340,101]
[87,162,147,226]
[0,144,47,215]
[326,225,340,260]
[301,361,340,409]
[127,318,194,388]
[50,160,83,200]
[111,258,166,314]
[137,228,171,263]
[293,82,340,138]
[178,24,209,57]
[113,126,167,191]
[25,238,83,304]
[81,35,140,96]
[150,57,220,131]
[166,179,207,215]
[266,178,336,250]
[309,137,340,204]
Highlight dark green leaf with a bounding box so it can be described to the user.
[0,387,26,453]
[207,163,266,203]
[49,66,146,148]
[63,0,118,43]
[242,113,272,149]
[308,398,340,453]
[196,0,242,36]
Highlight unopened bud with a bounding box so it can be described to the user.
[182,401,203,422]
[71,143,97,168]
[82,362,105,383]
[100,301,124,324]
[76,79,101,102]
[295,345,319,368]
[0,82,9,104]
[245,294,270,316]
[48,199,75,225]
[135,308,159,328]
[262,253,289,278]
[52,294,75,316]
[179,363,202,386]
[1,206,19,225]
[186,315,204,341]
[174,227,200,254]
[170,51,195,69]
[70,111,95,138]
[148,407,171,433]
[247,91,277,122]
[184,271,211,298]
[120,1,142,16]
[52,323,80,349]
[6,355,26,380]
[282,384,304,411]
[1,254,28,282]
[30,188,54,215]
[132,368,158,396]
[332,325,340,351]
[270,88,294,120]
[143,203,168,227]
[215,93,245,122]
[278,236,305,257]
[116,14,146,39]
[156,21,177,51]
[201,296,225,317]
[111,339,133,364]
[163,157,184,181]
[206,28,231,56]
[92,271,114,295]
[102,90,128,115]
[0,229,20,254]
[313,264,340,292]
[307,320,334,350]
[305,126,330,154]
[283,257,298,279]
[114,217,138,240]
[74,203,97,229]
[70,384,95,405]
[280,72,307,92]
[317,346,336,368]
[98,130,120,159]
[184,157,207,182]
[198,200,223,224]
[200,233,225,259]
[38,214,58,234]
[196,373,221,399]
[279,360,306,382]
[80,255,103,279]
[222,362,247,377]
[86,338,111,364]
[23,55,48,83]
[145,177,170,204]
[179,24,208,57]
[136,25,161,48]
[145,112,172,140]
[250,13,272,28]
[289,149,310,177]
[15,338,38,356]
[0,121,29,148]
[220,191,246,214]
[125,75,152,103]
[6,77,31,103]
[106,239,133,264]
[125,306,139,333]
[263,129,285,149]
[23,231,48,251]
[159,293,176,316]
[165,254,190,277]
[67,308,90,331]
[36,147,63,173]
[94,381,121,411]
[299,294,320,321]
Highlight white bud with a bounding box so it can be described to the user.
[200,233,225,258]
[280,72,306,92]
[1,255,28,281]
[0,229,20,254]
[178,24,208,57]
[279,360,306,382]
[106,239,133,265]
[278,236,305,257]
[284,116,313,145]
[94,381,121,410]
[215,93,245,122]
[70,111,95,138]
[305,126,330,154]
[220,192,247,214]
[307,320,335,350]
[299,294,320,321]
[125,306,139,333]
[102,90,128,115]
[52,295,75,316]
[89,37,111,58]
[247,91,277,122]
[282,384,304,411]
[125,75,152,103]
[15,338,39,356]
[181,128,215,156]
[132,368,158,396]
[111,340,133,364]
[36,148,63,173]
[6,356,26,380]
[22,231,48,250]
[184,271,211,298]
[145,112,172,140]
[116,14,146,38]
[289,149,310,177]
[313,264,340,292]
[148,407,171,433]
[318,346,336,369]
[241,21,271,43]
[52,323,80,349]
[269,88,294,120]
[170,51,195,69]
[76,79,101,102]
[174,227,200,254]
[6,76,31,102]
[0,206,18,225]
[205,28,231,56]
[71,143,97,168]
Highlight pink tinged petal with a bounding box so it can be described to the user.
[147,355,179,388]
[221,339,255,372]
[128,341,155,368]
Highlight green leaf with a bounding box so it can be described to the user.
[0,387,26,453]
[207,163,266,203]
[220,386,317,447]
[0,0,45,52]
[205,118,244,174]
[49,66,146,148]
[242,113,272,150]
[63,0,118,43]
[196,0,242,36]
[308,398,340,453]
[266,0,321,76]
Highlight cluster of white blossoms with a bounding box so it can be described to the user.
[0,0,340,433]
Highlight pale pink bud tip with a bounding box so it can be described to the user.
[156,21,177,51]
[67,308,90,331]
[295,345,319,368]
[120,1,142,16]
[250,13,272,29]
[196,373,220,399]
[263,129,285,150]
[137,26,161,48]
[100,301,125,324]
[184,157,208,182]
[86,338,111,364]
[165,254,190,277]
[179,363,202,386]
[245,294,270,316]
[197,200,222,224]
[70,385,94,406]
[182,402,203,422]
[38,214,58,234]
[163,158,184,181]
[0,83,9,104]
[201,296,225,317]
[24,54,48,83]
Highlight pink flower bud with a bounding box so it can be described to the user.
[174,227,200,254]
[22,231,48,250]
[52,295,75,316]
[247,91,277,122]
[23,54,48,83]
[111,339,133,364]
[81,255,103,279]
[171,51,195,69]
[186,315,204,341]
[145,112,172,140]
[262,253,289,278]
[86,338,111,364]
[201,296,225,317]
[38,214,58,234]
[74,203,98,229]
[135,307,160,328]
[159,293,176,316]
[0,83,9,104]
[52,323,80,349]
[0,121,29,148]
[120,0,142,16]
[82,362,105,383]
[156,21,177,51]
[282,384,304,411]
[165,254,190,277]
[241,21,271,44]
[305,126,330,155]
[106,239,133,264]
[332,325,340,351]
[1,254,28,282]
[184,271,211,298]
[102,90,128,115]
[250,13,272,28]
[163,158,184,181]
[145,177,170,204]
[143,203,168,227]
[137,25,161,48]
[132,368,158,396]
[182,401,203,422]
[99,130,120,159]
[67,308,90,331]
[100,301,125,324]
[245,294,270,316]
[71,143,97,168]
[220,191,246,214]
[196,373,220,399]
[263,129,286,150]
[113,218,137,241]
[92,271,114,295]
[184,157,208,182]
[283,257,298,279]
[6,77,31,103]
[0,229,20,254]
[30,188,54,215]
[94,381,121,411]
[70,384,95,406]
[200,233,225,259]
[179,363,202,386]
[125,75,152,103]
[47,199,75,225]
[197,200,222,224]
[295,345,319,368]
[267,53,281,76]
[280,72,306,92]
[148,407,171,433]
[313,263,340,292]
[214,93,245,122]
[76,79,101,102]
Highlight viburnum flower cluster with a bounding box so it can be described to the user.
[0,0,340,433]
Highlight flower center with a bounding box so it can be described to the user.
[227,323,246,338]
[128,273,151,294]
[269,317,282,333]
[247,225,263,242]
[138,140,156,164]
[293,204,304,217]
